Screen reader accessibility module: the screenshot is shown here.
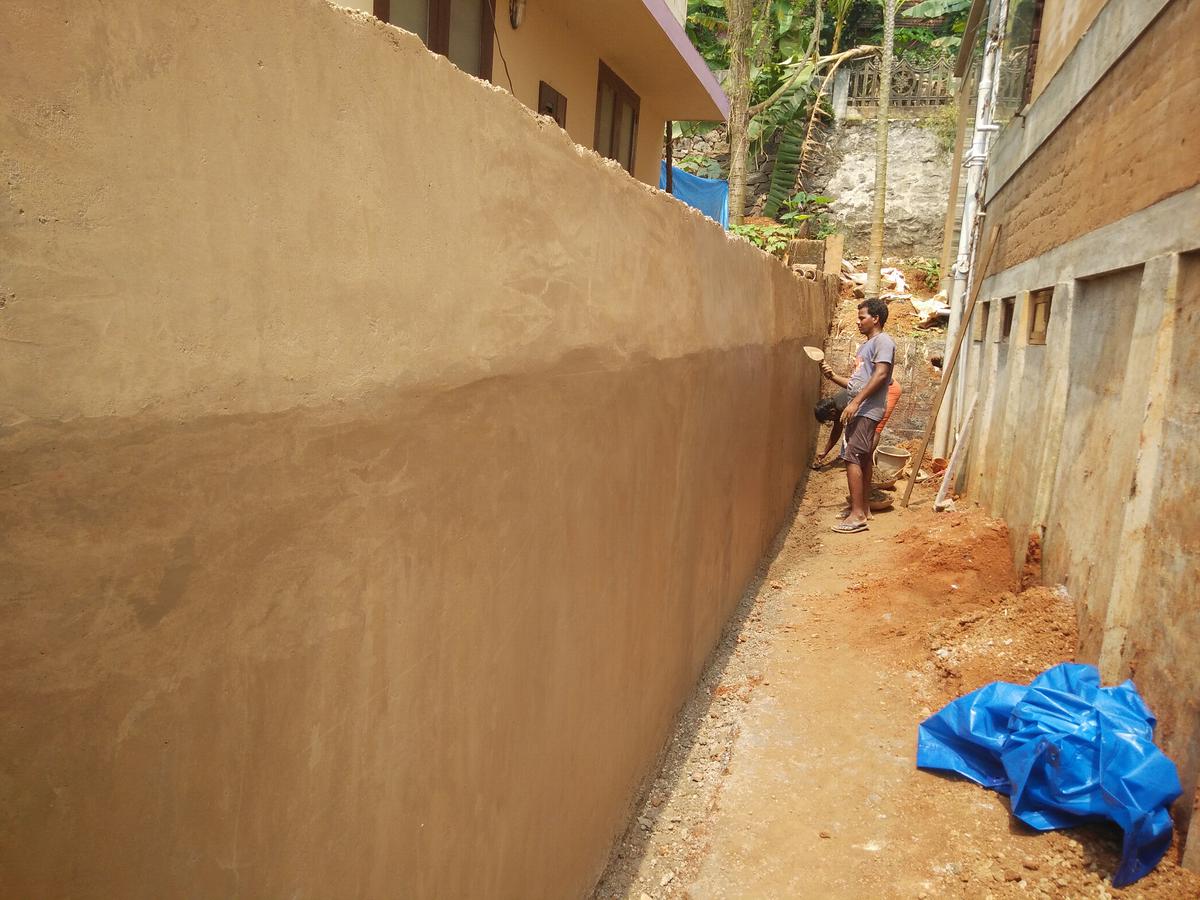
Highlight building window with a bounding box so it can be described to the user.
[995,0,1046,119]
[972,301,991,342]
[1019,0,1046,109]
[538,81,568,129]
[1028,288,1052,345]
[594,61,640,174]
[374,0,494,80]
[999,297,1015,342]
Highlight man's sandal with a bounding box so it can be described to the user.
[831,521,868,534]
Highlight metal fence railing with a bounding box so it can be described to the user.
[845,54,955,112]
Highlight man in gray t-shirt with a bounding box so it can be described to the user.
[819,298,896,533]
[845,333,897,421]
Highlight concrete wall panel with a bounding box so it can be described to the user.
[0,1,830,896]
[1042,267,1142,653]
[1119,252,1200,851]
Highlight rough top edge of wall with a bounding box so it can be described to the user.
[0,0,830,425]
[325,1,770,263]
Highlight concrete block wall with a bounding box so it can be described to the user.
[981,0,1200,275]
[0,1,832,896]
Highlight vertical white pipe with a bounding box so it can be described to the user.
[934,0,1007,457]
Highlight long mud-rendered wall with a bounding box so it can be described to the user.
[0,2,830,897]
[961,0,1200,864]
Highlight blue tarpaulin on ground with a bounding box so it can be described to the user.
[917,663,1182,887]
[660,162,729,229]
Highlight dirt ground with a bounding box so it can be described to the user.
[593,470,1200,899]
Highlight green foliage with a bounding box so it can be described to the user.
[676,154,724,178]
[827,0,856,29]
[684,1,853,225]
[761,120,806,218]
[672,120,721,140]
[929,33,963,53]
[921,101,958,155]
[779,190,836,240]
[830,0,967,58]
[686,0,731,69]
[688,1,819,107]
[747,60,817,143]
[903,0,970,16]
[687,0,824,189]
[832,0,885,51]
[732,211,836,255]
[912,256,941,290]
[780,190,832,217]
[814,217,841,239]
[894,26,936,53]
[687,1,816,70]
[730,223,800,257]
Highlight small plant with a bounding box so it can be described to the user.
[731,223,800,258]
[778,189,833,225]
[912,257,941,290]
[776,190,839,240]
[922,101,958,156]
[814,217,841,240]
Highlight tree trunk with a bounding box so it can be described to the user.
[865,0,897,299]
[725,0,754,226]
[829,0,852,55]
[831,20,845,54]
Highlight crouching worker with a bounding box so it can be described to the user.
[819,298,895,534]
[811,388,854,469]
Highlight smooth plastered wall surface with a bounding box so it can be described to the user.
[0,1,830,897]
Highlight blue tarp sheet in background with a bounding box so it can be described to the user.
[917,663,1182,887]
[660,162,729,229]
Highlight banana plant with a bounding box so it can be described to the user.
[759,44,872,217]
[761,120,808,217]
[902,0,970,15]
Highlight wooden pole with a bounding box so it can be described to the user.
[664,121,674,195]
[934,391,978,510]
[900,224,1000,508]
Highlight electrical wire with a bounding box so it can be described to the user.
[485,0,515,94]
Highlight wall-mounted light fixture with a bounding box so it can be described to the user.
[509,0,526,29]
